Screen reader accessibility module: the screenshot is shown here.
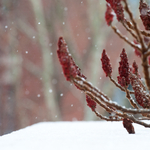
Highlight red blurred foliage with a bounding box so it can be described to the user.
[105,3,114,26]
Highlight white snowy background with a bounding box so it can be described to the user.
[0,121,150,150]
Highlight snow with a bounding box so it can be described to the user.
[49,89,53,93]
[0,121,150,150]
[37,94,41,97]
[64,7,68,11]
[60,93,63,96]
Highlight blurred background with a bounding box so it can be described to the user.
[0,0,144,135]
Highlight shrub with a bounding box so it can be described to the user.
[57,0,150,134]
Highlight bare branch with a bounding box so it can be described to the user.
[109,76,134,94]
[122,21,138,41]
[94,110,122,121]
[124,19,150,37]
[123,0,146,51]
[73,76,150,115]
[141,30,150,37]
[147,41,150,51]
[145,50,150,57]
[124,88,139,109]
[111,25,142,52]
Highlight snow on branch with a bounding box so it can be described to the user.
[57,0,150,134]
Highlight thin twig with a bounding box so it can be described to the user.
[109,76,134,94]
[141,30,150,37]
[124,19,134,30]
[86,92,113,113]
[124,88,139,109]
[111,25,142,52]
[73,76,150,115]
[147,41,150,51]
[123,0,146,51]
[122,21,138,41]
[138,117,150,120]
[75,76,110,101]
[128,115,150,127]
[144,51,150,57]
[124,19,150,37]
[141,55,150,91]
[94,110,122,121]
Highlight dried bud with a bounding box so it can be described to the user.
[105,3,114,26]
[86,95,96,111]
[123,118,135,134]
[134,49,141,57]
[132,61,139,76]
[106,0,124,21]
[57,37,86,81]
[139,0,150,30]
[117,49,130,87]
[101,49,112,77]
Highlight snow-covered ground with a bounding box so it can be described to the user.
[0,121,150,150]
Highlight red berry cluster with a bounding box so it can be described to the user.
[105,3,114,26]
[86,95,96,111]
[101,49,112,77]
[106,0,124,21]
[117,49,130,87]
[130,74,150,108]
[57,37,86,81]
[139,0,150,30]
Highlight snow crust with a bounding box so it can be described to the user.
[0,121,150,150]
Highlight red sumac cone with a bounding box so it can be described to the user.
[123,118,135,134]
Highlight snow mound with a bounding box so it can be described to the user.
[0,121,150,150]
